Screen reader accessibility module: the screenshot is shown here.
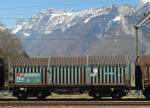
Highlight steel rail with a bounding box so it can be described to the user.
[1,100,150,106]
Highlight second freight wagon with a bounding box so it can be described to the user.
[135,56,150,99]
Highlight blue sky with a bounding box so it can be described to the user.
[0,0,139,27]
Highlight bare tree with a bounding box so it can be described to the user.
[0,29,24,58]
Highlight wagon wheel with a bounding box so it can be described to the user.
[143,92,150,99]
[144,94,150,99]
[142,89,150,99]
[112,93,122,100]
[17,91,27,100]
[112,91,122,100]
[89,90,102,99]
[37,92,47,100]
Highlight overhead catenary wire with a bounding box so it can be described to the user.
[0,15,141,26]
[0,37,150,40]
[0,14,138,20]
[0,0,136,10]
[0,0,139,28]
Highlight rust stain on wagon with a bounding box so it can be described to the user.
[10,56,129,66]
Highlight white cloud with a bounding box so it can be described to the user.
[140,0,150,4]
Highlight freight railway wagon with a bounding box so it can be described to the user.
[135,56,150,99]
[8,56,131,99]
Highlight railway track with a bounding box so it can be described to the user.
[0,100,150,106]
[0,98,149,101]
[0,99,150,108]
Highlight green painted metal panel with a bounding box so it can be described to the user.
[29,67,31,73]
[114,66,116,83]
[89,67,92,83]
[22,67,24,73]
[79,67,81,84]
[71,67,74,84]
[25,67,27,73]
[53,67,56,84]
[32,67,35,73]
[117,66,120,83]
[99,66,102,83]
[18,67,21,73]
[121,67,124,83]
[86,67,90,84]
[107,66,109,84]
[88,64,130,85]
[48,66,52,84]
[47,63,130,85]
[75,67,77,84]
[77,67,80,84]
[96,67,98,84]
[125,66,130,83]
[103,66,106,84]
[64,67,66,84]
[57,67,59,84]
[78,67,82,84]
[68,67,70,84]
[60,67,63,84]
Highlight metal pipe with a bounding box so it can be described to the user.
[135,26,139,57]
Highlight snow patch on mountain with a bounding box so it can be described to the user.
[23,32,30,37]
[113,16,122,22]
[12,4,150,58]
[12,25,23,34]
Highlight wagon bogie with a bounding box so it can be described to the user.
[12,87,51,99]
[88,85,129,99]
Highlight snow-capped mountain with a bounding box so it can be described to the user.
[12,4,150,58]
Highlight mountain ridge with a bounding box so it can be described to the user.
[12,4,150,58]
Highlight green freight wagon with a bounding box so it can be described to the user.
[8,56,131,99]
